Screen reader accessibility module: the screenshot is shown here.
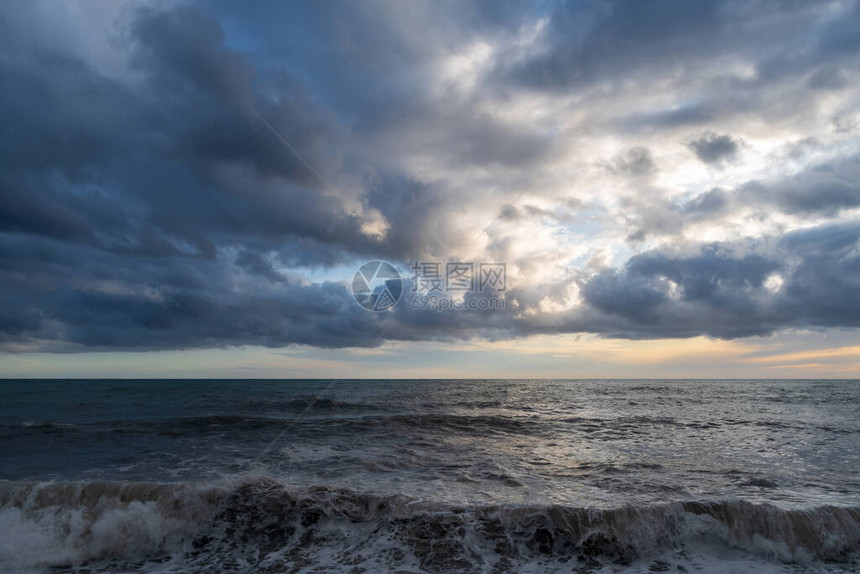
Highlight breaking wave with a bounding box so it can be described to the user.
[1,477,858,573]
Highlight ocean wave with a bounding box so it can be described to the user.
[1,477,858,573]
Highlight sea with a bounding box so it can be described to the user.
[0,379,858,573]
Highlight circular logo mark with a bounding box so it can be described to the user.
[351,261,403,312]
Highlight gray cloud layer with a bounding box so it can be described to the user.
[0,0,859,351]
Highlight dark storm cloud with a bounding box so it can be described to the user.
[0,6,389,256]
[560,222,860,339]
[579,246,779,338]
[688,132,741,166]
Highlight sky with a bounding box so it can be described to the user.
[1,0,860,378]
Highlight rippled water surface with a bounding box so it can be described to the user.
[3,379,858,507]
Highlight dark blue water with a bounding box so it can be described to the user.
[1,379,858,572]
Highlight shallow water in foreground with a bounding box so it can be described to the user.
[1,379,858,572]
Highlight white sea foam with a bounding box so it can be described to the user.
[0,477,857,573]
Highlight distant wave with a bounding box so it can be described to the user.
[1,478,857,573]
